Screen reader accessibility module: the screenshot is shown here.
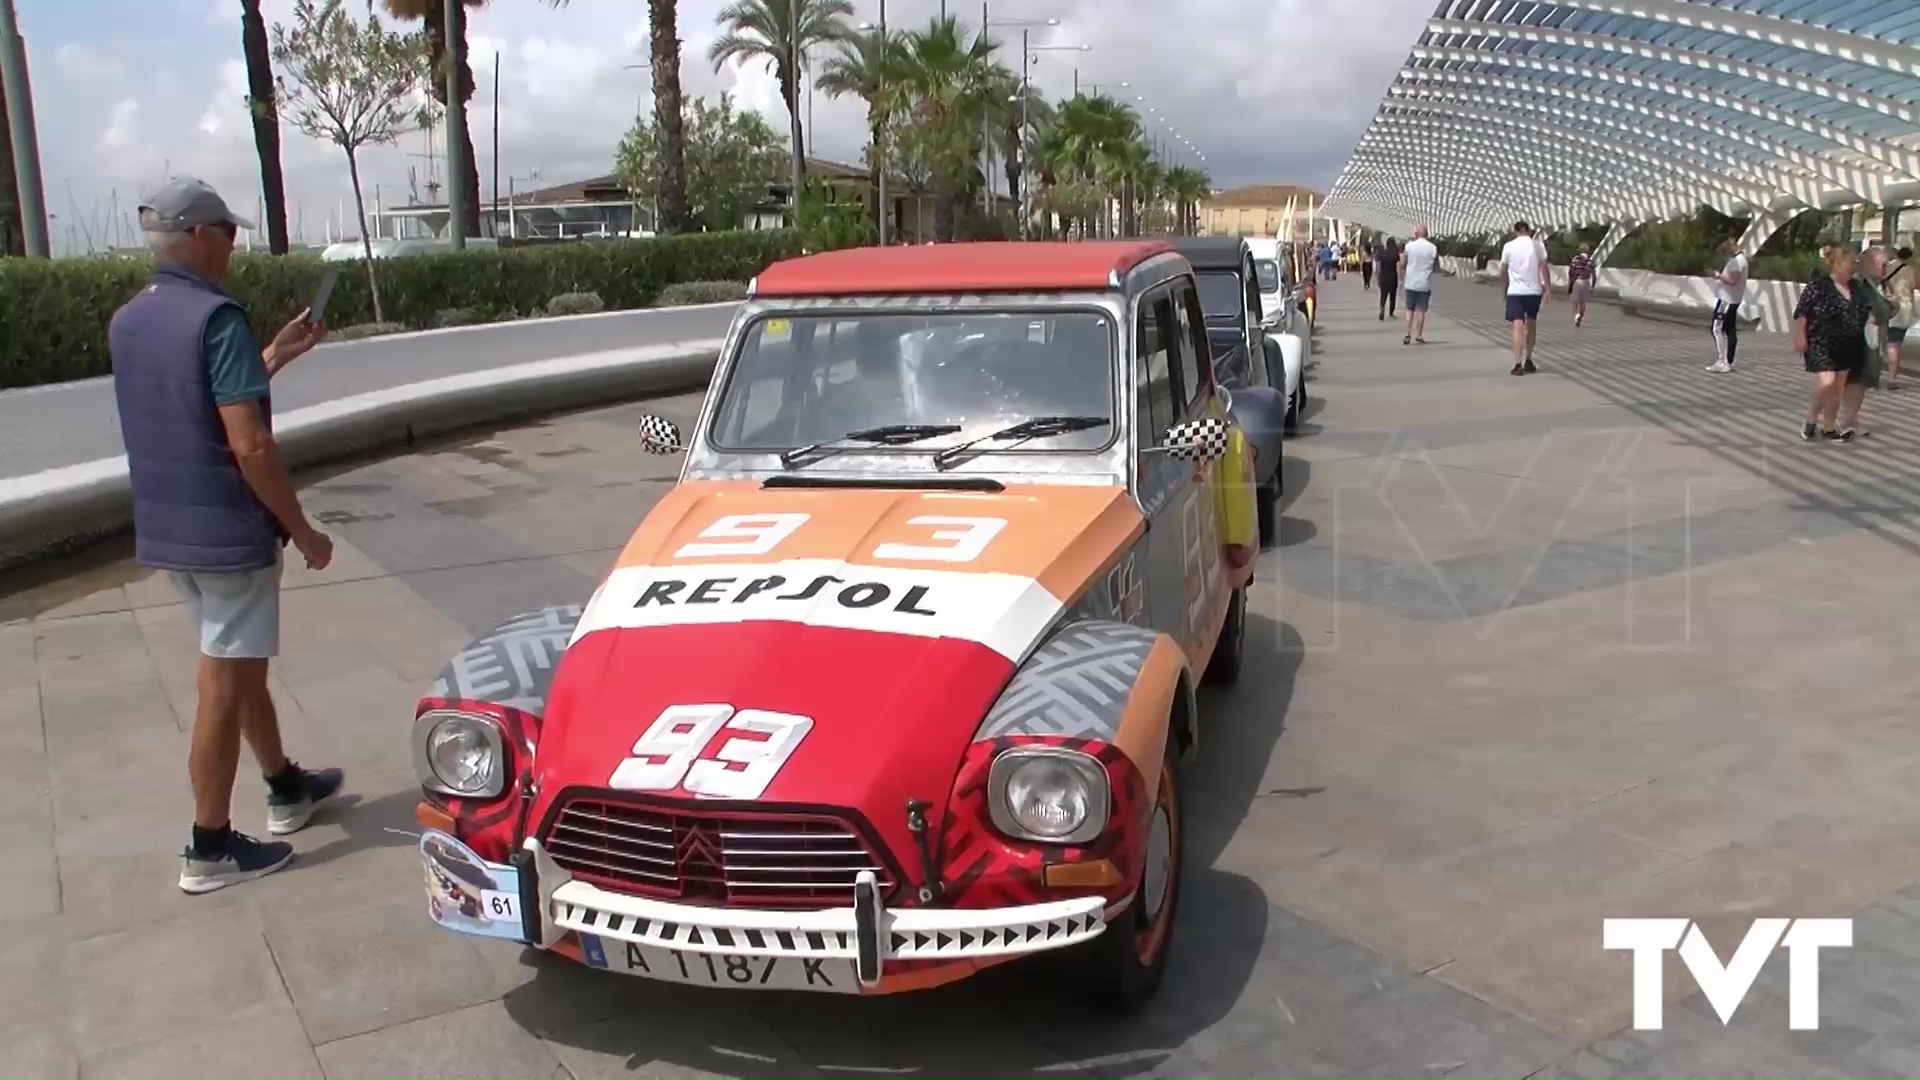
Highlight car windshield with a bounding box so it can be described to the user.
[709,311,1116,454]
[1254,260,1281,293]
[1193,271,1243,321]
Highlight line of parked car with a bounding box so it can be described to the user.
[1165,235,1315,546]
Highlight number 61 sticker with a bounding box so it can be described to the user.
[610,703,813,800]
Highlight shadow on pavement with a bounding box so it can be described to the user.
[500,616,1305,1077]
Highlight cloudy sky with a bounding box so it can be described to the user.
[13,0,1434,253]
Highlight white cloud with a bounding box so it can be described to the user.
[97,99,139,152]
[53,42,124,83]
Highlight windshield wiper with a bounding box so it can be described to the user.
[779,424,962,469]
[931,415,1110,470]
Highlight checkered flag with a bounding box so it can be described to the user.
[637,414,683,454]
[1164,416,1229,462]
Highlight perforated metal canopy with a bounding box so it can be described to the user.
[1324,0,1920,240]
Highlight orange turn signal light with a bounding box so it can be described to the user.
[1044,859,1123,889]
[416,801,456,833]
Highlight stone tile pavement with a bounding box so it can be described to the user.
[3,278,1920,1077]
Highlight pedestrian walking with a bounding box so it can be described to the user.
[110,177,345,894]
[1706,235,1749,373]
[1361,240,1375,291]
[1568,243,1596,327]
[1401,225,1438,345]
[1836,246,1893,438]
[1881,244,1914,389]
[1499,220,1550,375]
[1795,243,1873,441]
[1375,238,1400,321]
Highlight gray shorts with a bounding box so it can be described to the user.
[1405,289,1432,312]
[169,557,283,658]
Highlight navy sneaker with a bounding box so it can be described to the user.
[266,764,346,836]
[179,831,294,894]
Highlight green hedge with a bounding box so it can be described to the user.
[0,230,802,390]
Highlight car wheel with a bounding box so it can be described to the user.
[1284,387,1301,435]
[1078,741,1183,1011]
[1256,479,1278,548]
[1202,586,1246,687]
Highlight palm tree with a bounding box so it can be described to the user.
[884,15,999,240]
[990,70,1051,231]
[0,80,23,255]
[1039,92,1139,238]
[816,26,898,237]
[1163,164,1210,236]
[382,0,569,238]
[709,0,854,212]
[650,0,691,233]
[240,0,290,253]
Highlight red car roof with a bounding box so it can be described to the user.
[751,240,1174,297]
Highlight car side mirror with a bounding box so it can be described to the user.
[637,414,685,455]
[1156,417,1229,464]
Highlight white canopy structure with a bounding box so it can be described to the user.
[1324,0,1920,262]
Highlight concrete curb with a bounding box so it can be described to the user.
[0,338,724,570]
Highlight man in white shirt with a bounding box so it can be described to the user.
[1498,220,1550,375]
[1399,225,1439,346]
[1707,236,1748,373]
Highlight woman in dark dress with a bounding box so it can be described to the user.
[1376,238,1400,321]
[1795,244,1874,441]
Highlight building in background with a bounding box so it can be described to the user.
[1199,184,1324,239]
[365,159,951,243]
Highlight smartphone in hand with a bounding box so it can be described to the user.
[310,270,339,324]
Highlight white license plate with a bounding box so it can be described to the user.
[578,934,859,993]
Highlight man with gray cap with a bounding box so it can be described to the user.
[110,176,344,894]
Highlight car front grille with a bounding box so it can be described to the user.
[542,795,895,908]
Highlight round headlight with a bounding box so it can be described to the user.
[1006,757,1092,838]
[989,749,1109,844]
[416,712,503,797]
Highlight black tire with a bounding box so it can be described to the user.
[1078,742,1184,1011]
[1256,479,1278,548]
[1202,586,1245,686]
[1284,387,1301,435]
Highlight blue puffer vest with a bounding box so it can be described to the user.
[110,264,282,572]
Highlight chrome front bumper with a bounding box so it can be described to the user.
[521,839,1106,987]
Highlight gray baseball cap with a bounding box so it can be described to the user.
[137,175,255,233]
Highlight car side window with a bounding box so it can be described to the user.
[1171,280,1210,413]
[1135,289,1178,450]
[1243,263,1262,324]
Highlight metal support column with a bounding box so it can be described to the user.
[1737,207,1807,259]
[1591,219,1638,273]
[0,0,49,256]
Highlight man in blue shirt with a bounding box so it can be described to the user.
[111,176,344,894]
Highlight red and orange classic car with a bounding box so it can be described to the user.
[409,241,1260,1007]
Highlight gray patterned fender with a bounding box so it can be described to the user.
[426,605,583,717]
[975,620,1165,743]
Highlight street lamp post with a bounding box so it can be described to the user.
[0,0,49,256]
[623,61,656,236]
[979,10,1060,219]
[857,3,892,244]
[878,0,887,244]
[1023,42,1088,236]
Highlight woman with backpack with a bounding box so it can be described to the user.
[1882,245,1914,389]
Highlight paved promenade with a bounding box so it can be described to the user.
[4,276,1920,1078]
